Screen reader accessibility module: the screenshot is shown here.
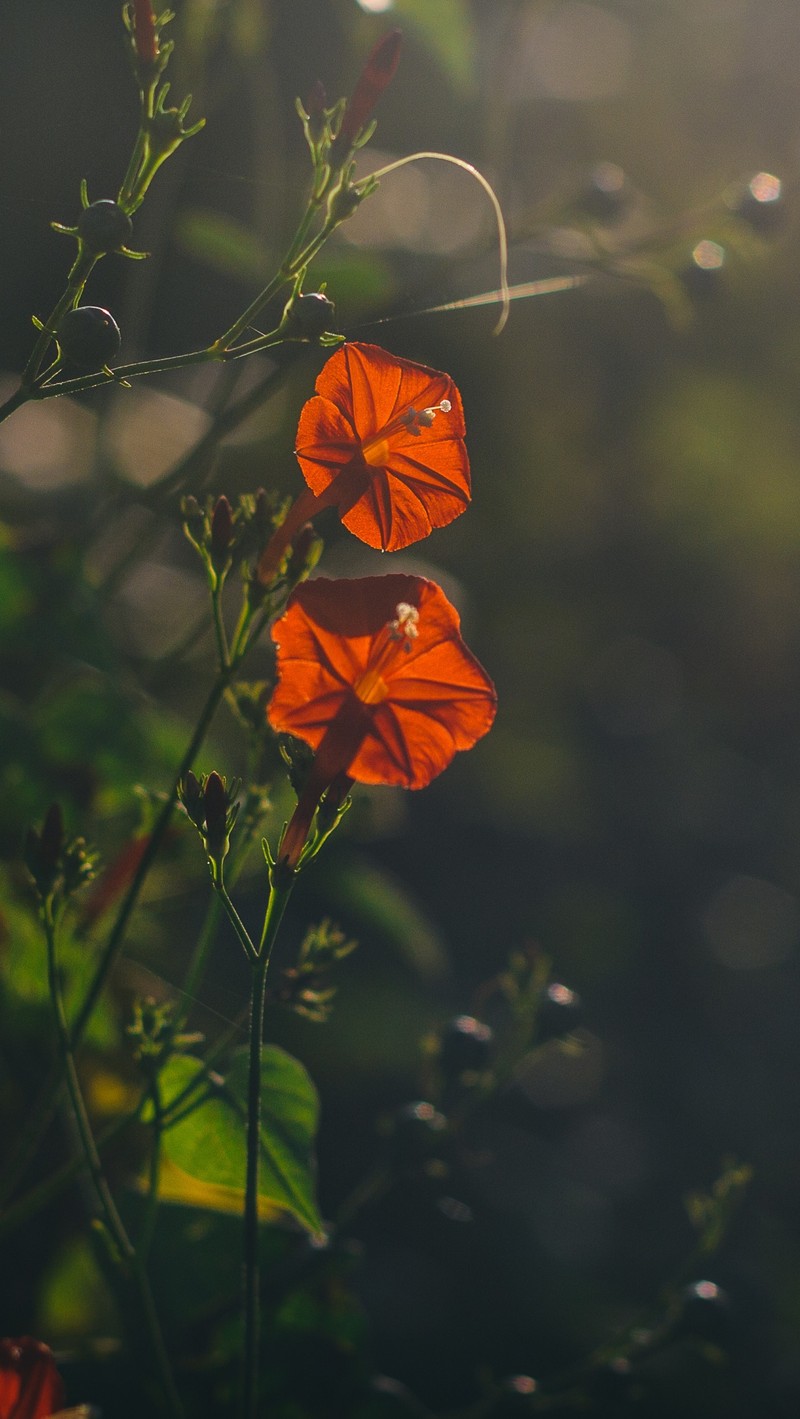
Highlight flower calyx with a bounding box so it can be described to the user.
[183,491,283,594]
[178,771,240,882]
[123,1,175,89]
[52,186,146,260]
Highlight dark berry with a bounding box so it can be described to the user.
[440,1014,494,1077]
[537,982,583,1041]
[77,199,133,254]
[285,292,336,337]
[732,172,784,235]
[389,1101,446,1167]
[578,161,628,222]
[679,241,725,301]
[57,306,121,371]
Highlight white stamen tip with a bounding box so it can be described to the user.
[439,398,451,413]
[390,602,420,644]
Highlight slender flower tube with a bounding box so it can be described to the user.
[258,343,470,583]
[131,0,158,64]
[267,575,496,869]
[0,1338,65,1419]
[332,29,403,162]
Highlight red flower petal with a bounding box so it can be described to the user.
[0,1339,65,1419]
[295,344,470,552]
[268,575,496,790]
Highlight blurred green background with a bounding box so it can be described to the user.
[2,1,800,1414]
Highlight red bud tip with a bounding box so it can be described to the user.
[211,495,234,558]
[132,0,158,65]
[336,28,403,153]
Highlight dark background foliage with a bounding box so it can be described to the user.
[2,1,800,1415]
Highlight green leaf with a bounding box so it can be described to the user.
[394,0,477,94]
[158,1046,323,1236]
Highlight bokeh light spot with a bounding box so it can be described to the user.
[692,239,725,271]
[749,171,781,203]
[702,874,798,969]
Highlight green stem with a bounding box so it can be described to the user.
[241,878,293,1419]
[22,249,98,385]
[215,876,258,963]
[138,1076,164,1265]
[44,902,183,1419]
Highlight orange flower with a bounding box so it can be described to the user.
[267,575,496,869]
[0,1339,65,1419]
[257,343,470,583]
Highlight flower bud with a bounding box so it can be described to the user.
[210,494,234,568]
[304,80,328,145]
[24,803,64,899]
[330,29,402,165]
[202,772,231,863]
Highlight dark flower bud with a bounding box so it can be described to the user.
[439,1014,493,1079]
[304,80,328,144]
[57,306,121,371]
[537,982,583,1041]
[179,770,206,828]
[77,200,133,255]
[39,802,65,871]
[203,771,231,864]
[210,494,234,567]
[331,29,402,165]
[24,803,64,899]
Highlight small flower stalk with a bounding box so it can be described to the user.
[179,771,240,884]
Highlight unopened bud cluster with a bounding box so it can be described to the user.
[179,771,240,881]
[24,803,98,906]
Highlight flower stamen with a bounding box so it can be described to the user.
[353,602,420,703]
[360,399,454,460]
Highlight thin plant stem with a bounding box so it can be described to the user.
[215,875,258,963]
[137,1076,164,1266]
[44,901,184,1419]
[242,877,293,1419]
